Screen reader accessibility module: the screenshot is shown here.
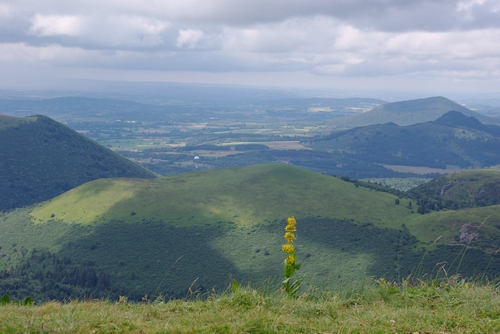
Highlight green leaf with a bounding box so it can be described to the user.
[231,279,240,294]
[281,277,291,290]
[284,265,295,278]
[22,296,34,306]
[289,276,305,296]
[1,294,10,305]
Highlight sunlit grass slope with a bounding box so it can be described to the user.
[404,169,500,248]
[31,164,413,227]
[0,114,37,129]
[406,204,500,247]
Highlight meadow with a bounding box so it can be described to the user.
[1,278,500,333]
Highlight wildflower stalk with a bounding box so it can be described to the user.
[281,216,303,297]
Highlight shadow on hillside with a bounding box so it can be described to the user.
[298,217,500,282]
[76,218,499,298]
[54,220,245,300]
[2,214,500,302]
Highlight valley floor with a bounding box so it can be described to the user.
[1,281,499,333]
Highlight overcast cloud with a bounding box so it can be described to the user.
[0,0,499,93]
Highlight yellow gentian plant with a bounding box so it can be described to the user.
[282,216,303,297]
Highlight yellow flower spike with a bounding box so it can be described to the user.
[285,216,297,232]
[284,232,296,242]
[285,255,295,264]
[282,244,295,253]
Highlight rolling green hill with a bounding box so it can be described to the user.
[331,96,499,128]
[0,114,156,211]
[310,111,500,169]
[1,164,500,302]
[29,164,412,226]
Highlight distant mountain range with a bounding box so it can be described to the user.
[310,110,500,169]
[0,114,156,210]
[331,96,500,128]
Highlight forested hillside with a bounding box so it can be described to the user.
[0,115,156,211]
[408,170,500,210]
[310,111,500,169]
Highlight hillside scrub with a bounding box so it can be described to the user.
[408,170,500,210]
[1,279,500,333]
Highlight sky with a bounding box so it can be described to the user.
[0,0,499,96]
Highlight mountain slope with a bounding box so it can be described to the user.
[1,164,500,301]
[310,111,500,169]
[331,96,499,128]
[0,114,156,210]
[408,170,500,209]
[433,110,500,135]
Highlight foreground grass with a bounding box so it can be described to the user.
[2,280,500,333]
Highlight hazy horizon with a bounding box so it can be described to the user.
[0,0,499,97]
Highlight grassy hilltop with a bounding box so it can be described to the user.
[30,164,411,226]
[1,164,500,302]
